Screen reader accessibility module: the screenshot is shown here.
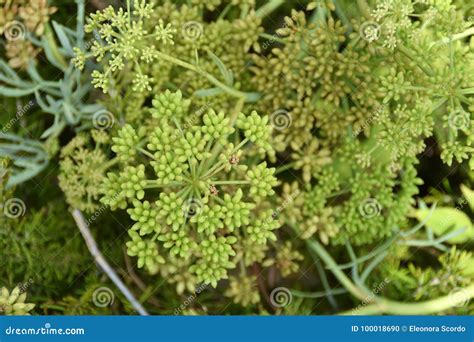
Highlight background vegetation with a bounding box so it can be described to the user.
[0,0,473,315]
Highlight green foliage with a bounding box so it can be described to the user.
[0,287,35,315]
[97,91,280,288]
[1,0,474,316]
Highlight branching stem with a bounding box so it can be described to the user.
[306,238,474,315]
[72,209,149,316]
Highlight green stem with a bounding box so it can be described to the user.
[203,162,227,180]
[292,288,347,299]
[255,0,285,18]
[144,181,184,189]
[432,27,474,46]
[307,238,474,315]
[333,0,352,32]
[153,50,258,102]
[306,240,369,300]
[259,33,286,44]
[44,23,69,70]
[101,157,119,171]
[275,162,296,175]
[212,180,250,185]
[76,0,85,46]
[459,87,474,95]
[398,45,435,77]
[137,147,155,160]
[344,285,474,315]
[357,0,371,19]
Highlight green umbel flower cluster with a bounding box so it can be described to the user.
[100,91,279,287]
[225,275,260,307]
[74,0,263,113]
[250,0,474,245]
[45,0,473,313]
[58,131,110,213]
[0,287,35,315]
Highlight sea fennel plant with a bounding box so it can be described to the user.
[50,0,474,314]
[104,93,279,288]
[59,89,280,289]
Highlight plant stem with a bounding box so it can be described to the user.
[275,162,296,175]
[255,0,285,18]
[398,45,435,77]
[153,50,259,102]
[101,157,119,171]
[344,284,474,315]
[212,180,250,185]
[306,239,370,300]
[307,238,474,315]
[357,0,371,19]
[291,288,347,299]
[459,87,474,95]
[44,23,69,71]
[259,33,286,44]
[137,147,155,160]
[432,27,474,46]
[72,209,149,316]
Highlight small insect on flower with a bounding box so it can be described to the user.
[210,185,219,196]
[229,155,240,165]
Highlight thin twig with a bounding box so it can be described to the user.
[72,209,149,316]
[123,247,162,308]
